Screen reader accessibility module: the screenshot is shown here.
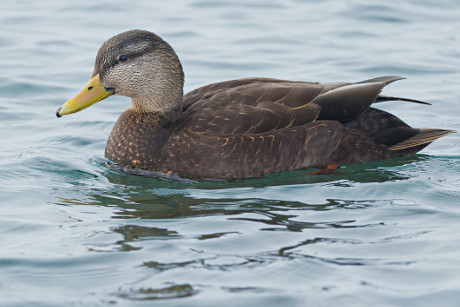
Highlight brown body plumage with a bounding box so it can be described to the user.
[57,30,453,179]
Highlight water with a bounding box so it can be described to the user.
[1,0,460,306]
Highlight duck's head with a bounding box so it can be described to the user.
[56,30,184,117]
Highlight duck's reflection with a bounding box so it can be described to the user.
[52,155,429,300]
[55,155,424,251]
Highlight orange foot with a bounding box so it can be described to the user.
[308,164,339,175]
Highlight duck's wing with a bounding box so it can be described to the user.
[183,77,292,110]
[182,78,324,135]
[181,77,403,135]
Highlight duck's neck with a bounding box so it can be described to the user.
[105,107,180,170]
[130,82,183,115]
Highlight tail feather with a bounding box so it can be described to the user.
[389,128,454,151]
[376,95,431,105]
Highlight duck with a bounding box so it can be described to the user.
[56,29,453,179]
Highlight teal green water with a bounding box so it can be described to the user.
[1,1,460,306]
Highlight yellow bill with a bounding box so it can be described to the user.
[56,74,113,117]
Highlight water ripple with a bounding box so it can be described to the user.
[1,0,460,305]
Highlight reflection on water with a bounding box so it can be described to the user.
[112,225,180,251]
[44,148,459,303]
[57,155,422,221]
[52,155,426,261]
[119,284,196,301]
[104,155,424,188]
[53,156,425,272]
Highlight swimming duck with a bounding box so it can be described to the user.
[56,30,453,179]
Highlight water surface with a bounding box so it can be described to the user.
[1,0,460,306]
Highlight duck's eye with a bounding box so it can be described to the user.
[119,55,128,62]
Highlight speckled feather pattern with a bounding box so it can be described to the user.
[93,30,453,179]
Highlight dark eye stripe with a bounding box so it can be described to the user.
[112,47,155,70]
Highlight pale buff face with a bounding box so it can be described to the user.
[94,30,184,112]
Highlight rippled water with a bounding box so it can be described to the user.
[1,0,460,306]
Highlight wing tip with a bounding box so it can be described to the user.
[357,76,406,85]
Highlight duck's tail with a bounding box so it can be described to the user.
[375,95,431,105]
[389,128,454,151]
